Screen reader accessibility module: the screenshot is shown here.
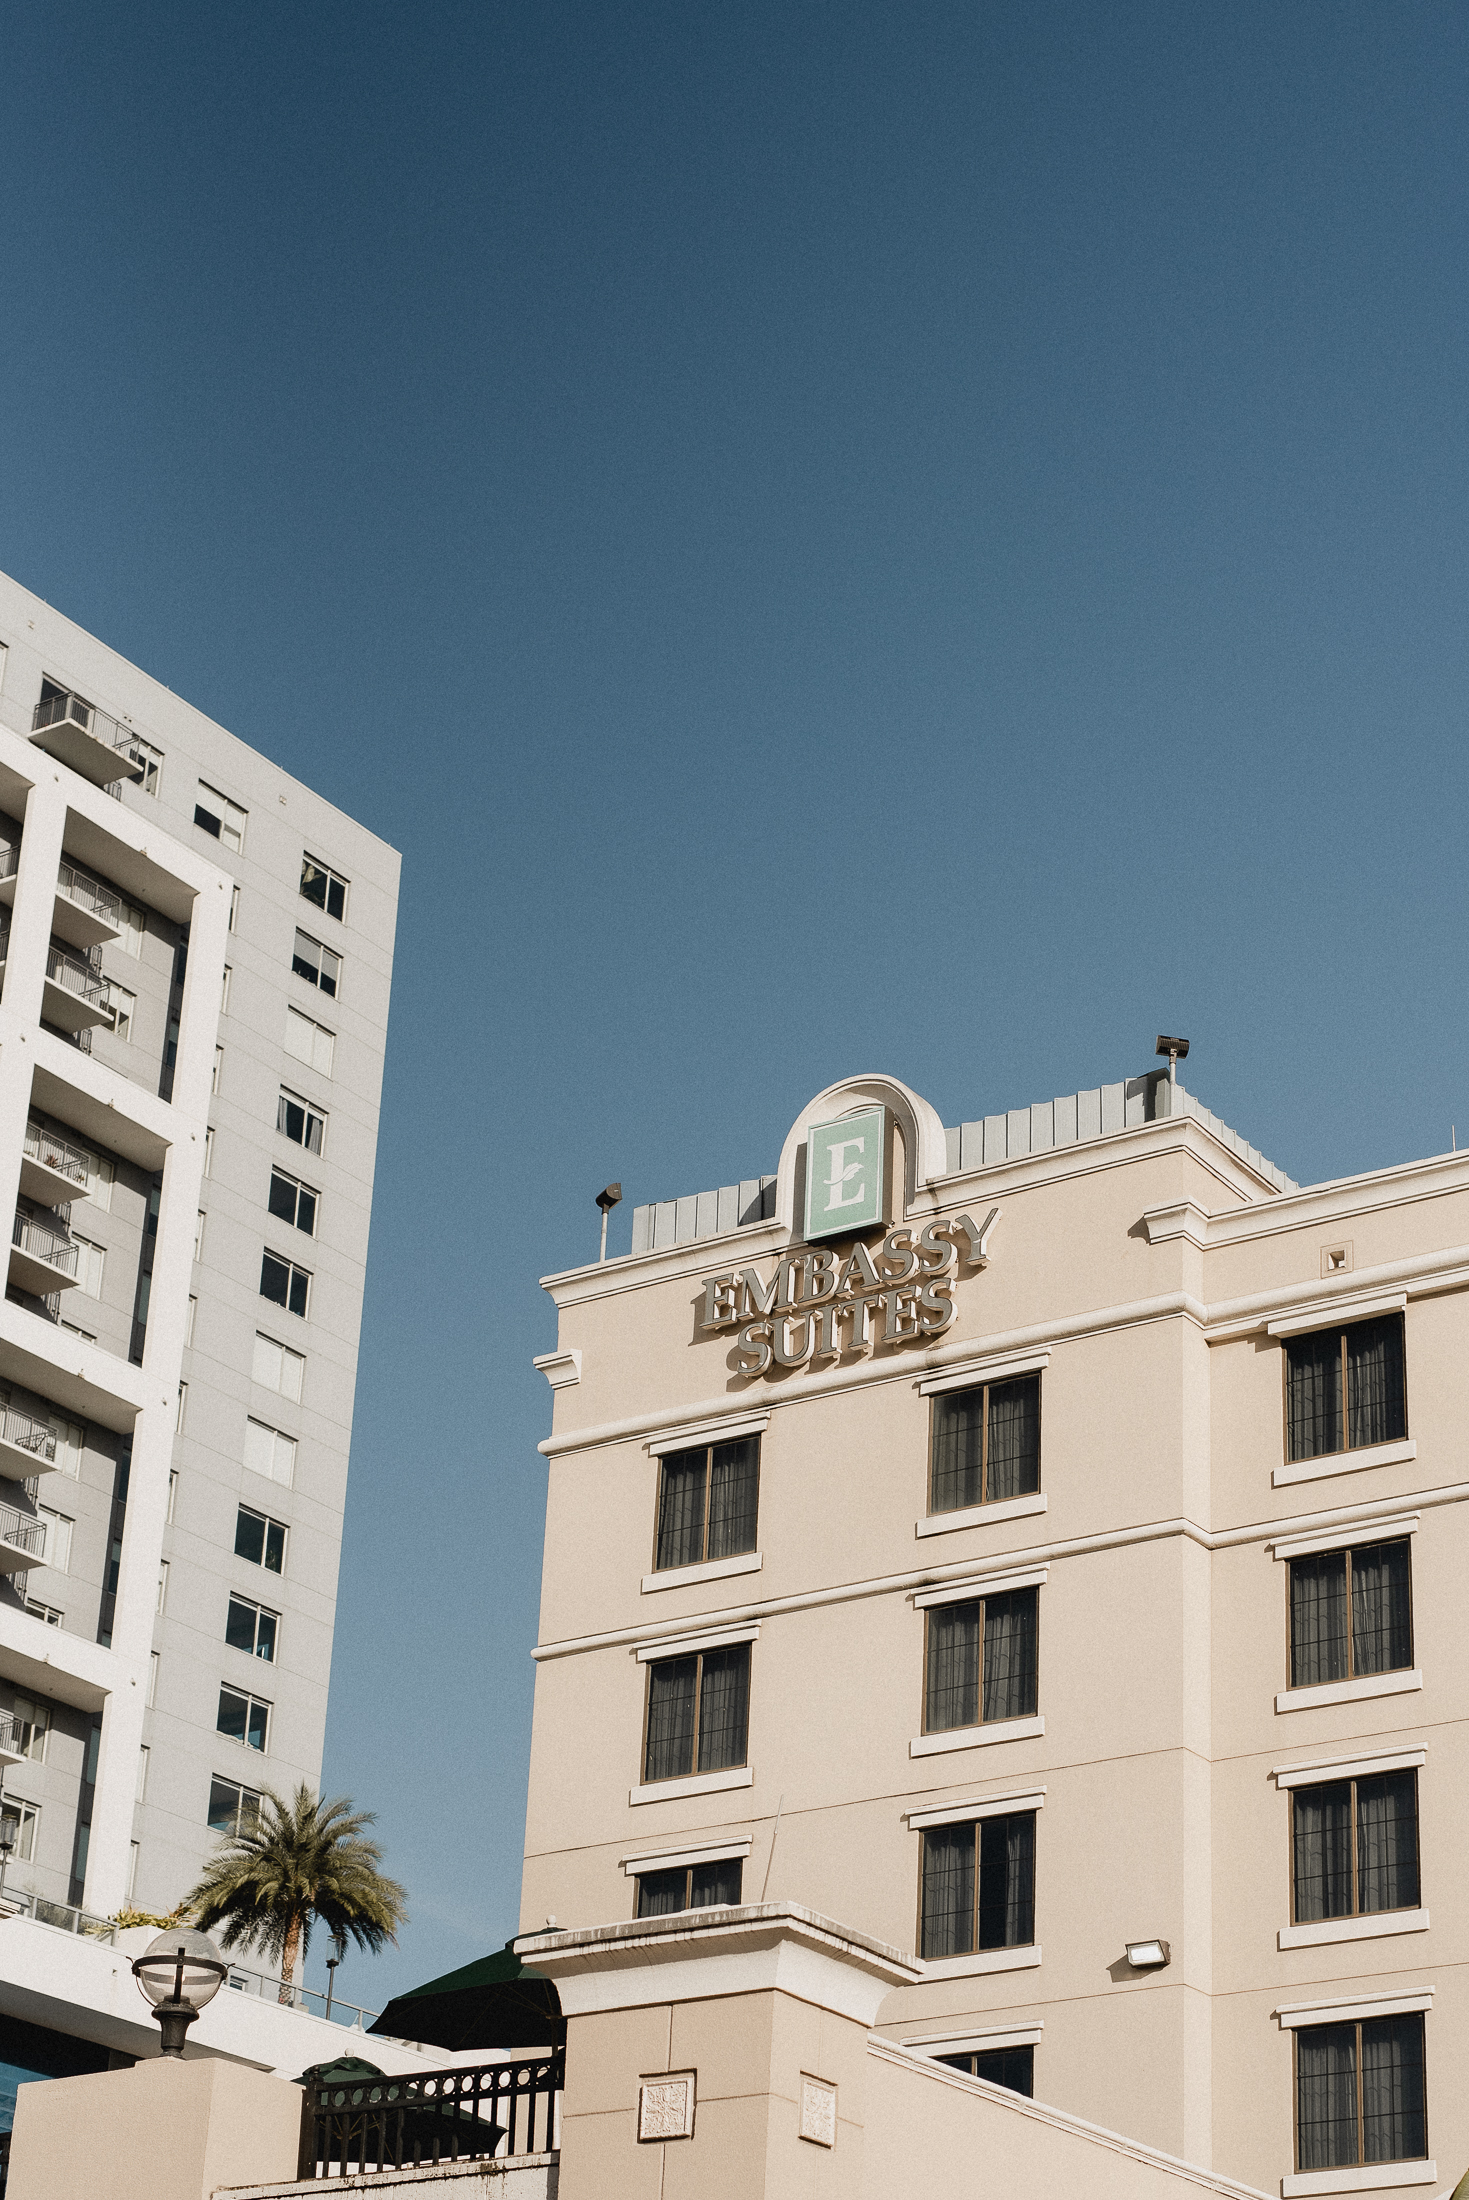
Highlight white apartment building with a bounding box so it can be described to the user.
[0,573,397,1970]
[527,1069,1469,2199]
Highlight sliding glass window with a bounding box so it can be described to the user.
[924,1589,1038,1733]
[930,1376,1040,1513]
[654,1438,759,1571]
[1292,1771,1420,1923]
[1296,2016,1426,2173]
[1285,1315,1405,1462]
[920,1813,1036,1960]
[1289,1540,1412,1689]
[643,1645,750,1782]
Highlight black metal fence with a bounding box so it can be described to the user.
[301,2054,564,2179]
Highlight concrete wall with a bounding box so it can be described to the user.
[7,2054,304,2200]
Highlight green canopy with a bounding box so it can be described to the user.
[368,1938,564,2051]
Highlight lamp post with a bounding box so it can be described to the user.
[132,1928,228,2056]
[324,1927,347,2021]
[595,1183,621,1262]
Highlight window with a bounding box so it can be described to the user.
[165,1015,179,1070]
[11,1695,49,1762]
[167,1470,178,1524]
[71,1237,104,1298]
[1292,1770,1419,1923]
[212,1046,223,1095]
[1295,2015,1426,2173]
[277,1089,326,1155]
[127,1843,139,1903]
[207,1776,261,1835]
[300,855,348,922]
[924,1589,1039,1732]
[235,1505,286,1574]
[156,1561,169,1614]
[930,1376,1041,1512]
[253,1333,305,1403]
[9,1804,38,1865]
[203,1127,214,1177]
[268,1168,317,1236]
[920,1812,1036,1960]
[81,1151,114,1211]
[186,1295,197,1346]
[284,1006,334,1078]
[229,883,240,932]
[220,965,232,1015]
[124,735,162,797]
[195,783,246,851]
[1286,1315,1406,1462]
[36,1507,72,1573]
[217,1684,270,1752]
[636,1856,743,1917]
[260,1250,310,1319]
[117,901,146,956]
[106,985,135,1042]
[936,2046,1034,2096]
[175,1382,187,1433]
[48,1417,83,1479]
[148,1651,159,1706]
[25,1600,62,1627]
[243,1418,296,1488]
[1289,1539,1412,1689]
[59,1319,96,1344]
[226,1595,278,1662]
[292,930,340,998]
[193,1211,206,1262]
[643,1644,750,1783]
[654,1439,758,1570]
[137,1745,149,1801]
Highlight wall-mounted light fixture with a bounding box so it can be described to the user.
[1124,1938,1171,1970]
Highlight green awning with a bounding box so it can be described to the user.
[368,1938,564,2051]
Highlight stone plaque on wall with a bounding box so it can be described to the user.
[799,2074,838,2147]
[639,2070,696,2142]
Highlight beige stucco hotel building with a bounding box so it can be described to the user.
[525,1068,1468,2199]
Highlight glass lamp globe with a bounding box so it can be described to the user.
[132,1928,229,2052]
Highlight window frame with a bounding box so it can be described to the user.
[1282,1313,1408,1465]
[1289,1769,1422,1926]
[267,1166,318,1237]
[916,1808,1038,1962]
[277,1087,327,1156]
[634,1855,744,1918]
[292,928,341,999]
[234,1504,288,1575]
[207,1774,262,1836]
[651,1438,761,1574]
[284,1004,335,1079]
[640,1642,752,1785]
[928,1373,1042,1514]
[225,1592,279,1663]
[300,855,349,922]
[1292,2014,1429,2173]
[921,1586,1040,1735]
[216,1682,271,1754]
[260,1249,311,1319]
[195,782,247,852]
[1286,1538,1415,1690]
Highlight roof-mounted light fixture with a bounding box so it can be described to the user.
[596,1183,622,1263]
[1154,1035,1190,1086]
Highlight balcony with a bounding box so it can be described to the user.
[0,842,18,914]
[53,858,122,953]
[0,1715,27,1767]
[0,1400,61,1484]
[42,940,113,1033]
[9,1206,79,1298]
[0,1505,46,1574]
[20,1119,91,1208]
[30,689,146,790]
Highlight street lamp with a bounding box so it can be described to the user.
[595,1183,621,1263]
[324,1927,347,2021]
[132,1928,228,2056]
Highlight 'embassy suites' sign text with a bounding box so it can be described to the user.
[699,1208,997,1376]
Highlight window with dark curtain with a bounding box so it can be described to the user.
[654,1439,760,1570]
[1296,2016,1426,2171]
[636,1856,743,1918]
[642,1644,751,1782]
[1292,1772,1419,1923]
[925,1590,1038,1733]
[1286,1316,1405,1461]
[1289,1541,1412,1689]
[920,1812,1036,1960]
[936,2045,1034,2097]
[930,1376,1040,1513]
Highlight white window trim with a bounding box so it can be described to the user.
[1274,1438,1417,1489]
[914,1565,1048,1611]
[910,1714,1045,1757]
[646,1411,770,1457]
[1272,1746,1425,1790]
[1275,1986,1432,2029]
[905,1787,1046,1830]
[629,1765,754,1807]
[1267,1290,1408,1338]
[921,1944,1041,1981]
[636,1620,759,1664]
[1271,1514,1419,1563]
[917,1492,1047,1538]
[903,2022,1044,2056]
[1278,1909,1429,1952]
[1276,1670,1421,1715]
[917,1349,1049,1398]
[642,1552,762,1595]
[621,1836,754,1878]
[1281,2165,1435,2198]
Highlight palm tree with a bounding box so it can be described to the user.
[185,1783,407,2001]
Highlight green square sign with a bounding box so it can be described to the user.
[805,1108,888,1241]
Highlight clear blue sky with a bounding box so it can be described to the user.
[4,0,1469,2010]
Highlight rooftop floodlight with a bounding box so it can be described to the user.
[132,1927,228,2057]
[1154,1035,1190,1084]
[1125,1938,1171,1970]
[596,1183,622,1264]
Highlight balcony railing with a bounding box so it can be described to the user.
[0,1509,46,1559]
[220,1957,380,2031]
[11,1209,78,1280]
[23,1119,90,1194]
[0,1887,116,1942]
[31,690,141,772]
[0,845,18,885]
[56,859,122,931]
[0,1402,58,1468]
[44,942,109,1013]
[0,1716,23,1756]
[303,2054,563,2180]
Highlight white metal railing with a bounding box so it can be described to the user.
[0,845,18,884]
[0,1716,23,1755]
[56,858,122,931]
[32,690,140,770]
[11,1207,78,1279]
[0,1401,58,1467]
[23,1118,90,1192]
[44,941,109,1011]
[0,1507,46,1558]
[0,1888,116,1941]
[222,1958,380,2030]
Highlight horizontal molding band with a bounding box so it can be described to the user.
[531,1481,1469,1662]
[906,1787,1046,1830]
[1272,1747,1425,1789]
[1269,1513,1419,1563]
[913,1565,1048,1610]
[620,1836,753,1876]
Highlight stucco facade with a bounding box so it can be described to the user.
[528,1070,1465,2197]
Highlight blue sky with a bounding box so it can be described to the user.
[5,0,1469,2008]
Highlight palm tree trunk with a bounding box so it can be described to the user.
[279,1907,303,2004]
